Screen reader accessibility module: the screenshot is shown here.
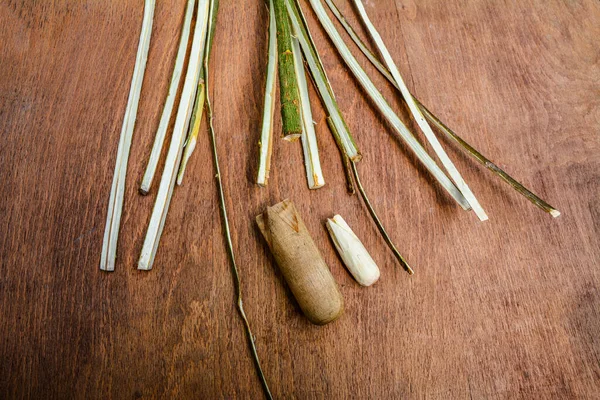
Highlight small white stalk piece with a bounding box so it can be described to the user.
[327,215,380,286]
[257,0,278,187]
[140,0,195,194]
[291,37,325,189]
[100,0,155,272]
[138,0,211,271]
[353,0,487,222]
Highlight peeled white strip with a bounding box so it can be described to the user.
[292,37,325,189]
[327,215,380,287]
[100,0,155,272]
[138,0,211,271]
[140,0,195,194]
[353,0,487,222]
[257,0,278,187]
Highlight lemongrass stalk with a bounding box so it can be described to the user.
[328,1,560,218]
[326,214,380,286]
[100,0,155,271]
[139,0,194,195]
[306,0,470,211]
[285,0,361,162]
[351,162,414,274]
[274,0,303,140]
[176,77,206,185]
[327,117,355,194]
[257,0,278,187]
[415,100,561,217]
[352,0,487,221]
[292,37,325,189]
[202,0,272,397]
[138,0,211,271]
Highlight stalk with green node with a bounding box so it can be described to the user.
[202,0,273,397]
[101,0,155,271]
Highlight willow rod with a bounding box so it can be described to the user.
[204,0,273,397]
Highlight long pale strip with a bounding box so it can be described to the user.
[285,0,360,162]
[100,0,155,271]
[138,0,211,271]
[257,0,278,187]
[353,0,487,221]
[292,37,325,189]
[140,0,195,194]
[327,215,380,286]
[306,0,469,210]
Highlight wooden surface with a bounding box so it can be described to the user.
[1,0,598,398]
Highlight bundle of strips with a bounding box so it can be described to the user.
[100,1,272,397]
[257,0,560,271]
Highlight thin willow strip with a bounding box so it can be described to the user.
[327,0,560,218]
[415,100,561,217]
[292,37,325,189]
[139,0,194,195]
[202,0,273,397]
[285,0,361,162]
[351,161,414,275]
[257,0,278,187]
[306,0,470,210]
[274,0,303,139]
[100,0,155,271]
[138,0,211,271]
[352,0,487,221]
[327,117,355,194]
[176,76,206,185]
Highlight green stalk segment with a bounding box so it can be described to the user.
[273,0,303,140]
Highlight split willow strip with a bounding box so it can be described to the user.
[140,0,194,195]
[101,0,155,271]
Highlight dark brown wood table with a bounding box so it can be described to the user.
[1,1,598,398]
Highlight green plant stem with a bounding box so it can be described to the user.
[273,0,303,140]
[327,0,560,218]
[203,1,273,398]
[351,161,414,275]
[327,117,355,194]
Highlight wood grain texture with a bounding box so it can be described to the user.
[0,0,598,398]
